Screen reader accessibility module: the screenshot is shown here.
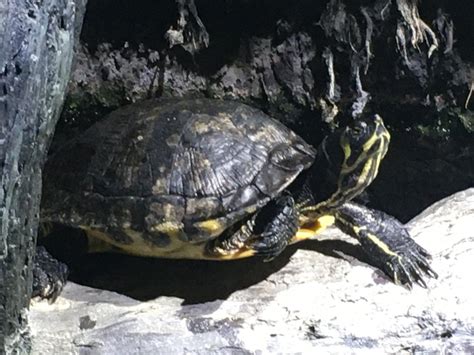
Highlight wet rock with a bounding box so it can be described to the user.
[29,188,474,353]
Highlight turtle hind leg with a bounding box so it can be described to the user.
[34,225,89,301]
[32,246,69,302]
[334,201,437,288]
[205,194,298,260]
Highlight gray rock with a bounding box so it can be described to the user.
[29,189,474,354]
[0,0,86,351]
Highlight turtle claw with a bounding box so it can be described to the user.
[382,239,437,289]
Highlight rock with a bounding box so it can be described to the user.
[29,189,474,353]
[0,0,86,351]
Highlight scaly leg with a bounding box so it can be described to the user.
[205,194,298,260]
[334,201,437,288]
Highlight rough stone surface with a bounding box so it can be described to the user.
[29,188,474,353]
[0,0,86,352]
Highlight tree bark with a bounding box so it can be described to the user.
[0,0,86,352]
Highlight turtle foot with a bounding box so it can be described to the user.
[377,234,438,289]
[32,246,69,302]
[334,201,437,288]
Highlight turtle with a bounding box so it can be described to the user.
[34,98,437,301]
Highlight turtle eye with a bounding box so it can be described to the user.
[350,121,367,136]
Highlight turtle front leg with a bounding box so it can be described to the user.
[205,194,298,260]
[334,201,438,288]
[248,194,299,260]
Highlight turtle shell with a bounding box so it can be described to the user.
[41,99,315,256]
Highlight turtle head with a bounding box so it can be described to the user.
[340,115,388,156]
[299,114,390,218]
[337,114,390,204]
